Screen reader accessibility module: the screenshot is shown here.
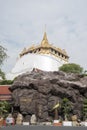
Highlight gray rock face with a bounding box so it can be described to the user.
[9,70,87,122]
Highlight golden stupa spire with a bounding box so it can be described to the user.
[42,31,48,41]
[41,26,49,46]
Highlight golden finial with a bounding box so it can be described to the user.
[44,24,46,32]
[41,25,49,46]
[43,32,48,41]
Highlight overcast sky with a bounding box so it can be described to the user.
[0,0,87,73]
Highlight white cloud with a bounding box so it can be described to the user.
[0,0,87,73]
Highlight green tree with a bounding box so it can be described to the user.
[82,99,87,121]
[0,101,11,117]
[0,45,7,79]
[61,98,72,121]
[0,79,14,85]
[0,69,5,80]
[0,45,7,66]
[59,63,83,74]
[82,70,87,76]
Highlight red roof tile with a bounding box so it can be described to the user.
[0,85,11,95]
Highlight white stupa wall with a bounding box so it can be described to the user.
[6,53,67,80]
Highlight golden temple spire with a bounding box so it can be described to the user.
[43,31,48,41]
[41,30,49,46]
[43,24,48,40]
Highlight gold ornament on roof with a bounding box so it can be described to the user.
[28,44,35,50]
[19,31,69,62]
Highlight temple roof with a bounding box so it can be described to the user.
[20,32,69,59]
[0,85,11,95]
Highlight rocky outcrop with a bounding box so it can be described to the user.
[9,70,87,122]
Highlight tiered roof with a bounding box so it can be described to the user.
[20,32,69,61]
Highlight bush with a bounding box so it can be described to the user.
[0,80,14,85]
[59,63,83,74]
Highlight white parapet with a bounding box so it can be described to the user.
[23,122,29,125]
[53,120,60,123]
[63,121,72,126]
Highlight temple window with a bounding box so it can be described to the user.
[62,55,63,57]
[65,56,67,59]
[51,49,53,53]
[60,54,62,57]
[55,51,57,54]
[58,53,60,56]
[53,50,55,54]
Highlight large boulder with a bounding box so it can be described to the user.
[9,70,87,122]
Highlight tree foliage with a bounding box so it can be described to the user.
[0,101,11,117]
[61,98,72,120]
[0,79,14,85]
[0,69,5,80]
[0,45,7,66]
[0,45,7,79]
[82,99,87,121]
[59,63,83,74]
